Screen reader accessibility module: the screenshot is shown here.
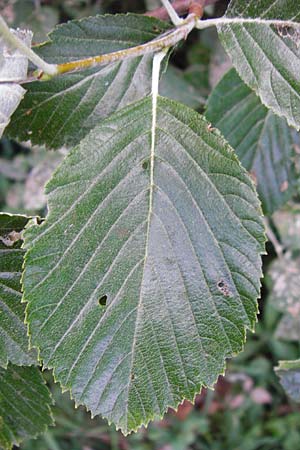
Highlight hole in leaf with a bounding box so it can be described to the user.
[98,295,107,306]
[142,161,149,170]
[131,373,135,381]
[152,26,161,33]
[0,231,22,247]
[217,280,231,297]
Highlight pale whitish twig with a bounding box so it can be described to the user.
[51,14,197,79]
[264,218,284,258]
[160,0,184,26]
[146,0,216,21]
[196,16,300,30]
[48,14,300,79]
[0,15,58,76]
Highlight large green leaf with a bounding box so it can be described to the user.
[276,359,300,402]
[23,96,265,433]
[0,213,37,368]
[218,0,300,129]
[206,69,300,215]
[6,14,170,149]
[0,364,53,450]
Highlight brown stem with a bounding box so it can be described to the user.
[145,0,218,20]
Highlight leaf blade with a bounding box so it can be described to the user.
[218,0,300,129]
[0,364,53,450]
[276,359,300,403]
[6,14,170,149]
[0,28,32,138]
[206,69,300,215]
[23,97,265,433]
[0,213,37,368]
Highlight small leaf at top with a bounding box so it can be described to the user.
[206,69,300,215]
[0,28,32,138]
[23,97,265,434]
[218,0,300,130]
[6,14,170,149]
[0,213,37,368]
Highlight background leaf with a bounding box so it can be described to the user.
[272,203,300,252]
[10,1,59,44]
[6,14,170,149]
[23,96,265,434]
[218,0,300,129]
[206,69,300,215]
[0,363,53,450]
[0,213,37,368]
[267,255,300,342]
[160,65,205,109]
[276,359,300,403]
[267,201,300,343]
[0,28,32,138]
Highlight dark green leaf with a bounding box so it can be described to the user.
[6,14,170,149]
[0,364,53,450]
[160,65,205,109]
[23,97,265,433]
[206,69,300,215]
[0,213,37,368]
[218,0,300,129]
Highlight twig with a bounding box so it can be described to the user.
[264,218,284,258]
[195,16,300,29]
[41,14,198,80]
[160,0,184,25]
[0,15,57,76]
[145,0,218,21]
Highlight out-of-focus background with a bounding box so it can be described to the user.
[1,1,300,449]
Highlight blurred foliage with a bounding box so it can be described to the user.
[1,0,299,449]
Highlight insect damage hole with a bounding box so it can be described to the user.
[142,160,149,170]
[217,279,231,297]
[98,295,107,306]
[0,231,22,247]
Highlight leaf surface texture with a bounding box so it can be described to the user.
[276,359,300,402]
[206,69,300,215]
[0,214,36,368]
[218,0,300,129]
[23,97,265,433]
[0,29,32,138]
[0,364,53,450]
[7,14,170,148]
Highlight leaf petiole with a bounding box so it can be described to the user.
[37,13,197,80]
[160,0,184,26]
[0,15,58,76]
[196,16,300,30]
